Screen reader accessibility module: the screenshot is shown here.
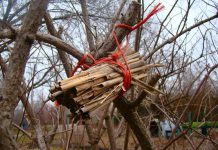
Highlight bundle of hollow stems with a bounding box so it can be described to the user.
[49,49,163,120]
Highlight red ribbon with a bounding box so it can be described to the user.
[70,3,164,93]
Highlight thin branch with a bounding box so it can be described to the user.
[12,122,32,140]
[144,14,218,60]
[79,0,95,51]
[165,63,218,149]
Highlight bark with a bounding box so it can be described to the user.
[44,12,72,77]
[128,74,161,108]
[95,105,110,139]
[115,117,125,138]
[12,122,32,140]
[114,98,153,150]
[84,120,98,150]
[51,12,113,21]
[105,115,117,150]
[0,55,7,78]
[0,0,49,149]
[93,1,141,59]
[134,0,142,52]
[104,0,127,42]
[37,33,83,61]
[44,12,74,147]
[113,75,160,150]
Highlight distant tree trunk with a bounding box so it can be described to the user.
[105,114,117,150]
[79,0,95,52]
[19,90,48,150]
[0,0,49,149]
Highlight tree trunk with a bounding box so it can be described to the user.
[0,0,49,149]
[85,120,99,150]
[91,1,154,149]
[114,98,153,150]
[93,1,141,59]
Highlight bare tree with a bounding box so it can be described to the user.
[0,0,218,149]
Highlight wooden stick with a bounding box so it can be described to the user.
[75,77,106,93]
[62,65,145,93]
[60,63,111,83]
[124,48,136,56]
[130,64,163,73]
[81,93,120,113]
[60,65,113,85]
[93,77,123,91]
[60,55,143,85]
[132,77,164,94]
[75,90,94,102]
[125,52,141,61]
[129,60,145,69]
[61,73,109,91]
[124,57,140,64]
[60,71,89,84]
[86,86,120,105]
[50,84,62,93]
[99,83,122,104]
[50,91,63,98]
[88,94,119,117]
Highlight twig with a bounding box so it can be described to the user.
[144,14,218,60]
[12,122,32,140]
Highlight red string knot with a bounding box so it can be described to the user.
[111,51,122,60]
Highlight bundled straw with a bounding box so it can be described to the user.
[49,49,163,121]
[48,3,165,121]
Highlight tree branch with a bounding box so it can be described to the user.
[79,0,95,51]
[44,12,72,77]
[0,28,84,61]
[128,74,161,108]
[93,1,141,59]
[144,14,218,60]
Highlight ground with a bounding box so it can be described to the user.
[14,125,218,150]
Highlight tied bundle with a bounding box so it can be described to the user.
[48,49,163,120]
[48,3,164,121]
